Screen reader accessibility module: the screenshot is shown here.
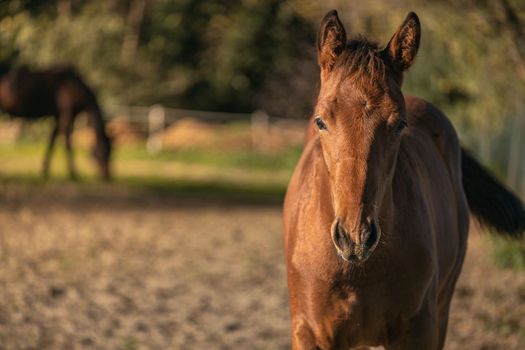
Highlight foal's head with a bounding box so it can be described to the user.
[93,135,112,181]
[314,11,420,263]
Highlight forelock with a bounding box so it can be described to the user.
[334,36,387,81]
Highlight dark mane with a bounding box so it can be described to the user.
[335,37,386,80]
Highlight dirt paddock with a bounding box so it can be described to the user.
[0,183,523,349]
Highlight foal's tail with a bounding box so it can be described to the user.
[461,148,525,238]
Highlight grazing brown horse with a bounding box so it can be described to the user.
[283,11,525,350]
[0,64,112,180]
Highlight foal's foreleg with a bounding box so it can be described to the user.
[42,122,59,179]
[291,316,319,350]
[386,301,439,350]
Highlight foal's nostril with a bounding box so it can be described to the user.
[364,221,378,249]
[332,220,351,251]
[333,221,344,247]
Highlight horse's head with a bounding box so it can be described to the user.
[314,11,420,263]
[92,134,112,181]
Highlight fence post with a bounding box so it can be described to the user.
[251,110,269,153]
[147,104,165,154]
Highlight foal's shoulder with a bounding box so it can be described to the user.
[403,95,462,181]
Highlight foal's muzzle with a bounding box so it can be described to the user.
[331,218,381,263]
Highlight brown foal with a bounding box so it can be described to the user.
[283,10,525,350]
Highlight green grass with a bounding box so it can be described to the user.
[117,143,303,171]
[0,139,303,172]
[0,138,301,204]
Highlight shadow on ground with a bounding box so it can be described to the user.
[0,174,286,211]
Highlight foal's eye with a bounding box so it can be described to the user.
[315,116,328,131]
[394,120,407,135]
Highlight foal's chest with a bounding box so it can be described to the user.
[317,249,436,347]
[324,279,420,348]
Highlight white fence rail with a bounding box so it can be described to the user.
[104,104,308,155]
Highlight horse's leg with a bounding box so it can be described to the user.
[291,316,319,350]
[386,299,438,350]
[436,252,467,349]
[42,121,59,179]
[64,119,77,180]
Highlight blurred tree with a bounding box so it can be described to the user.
[139,0,313,112]
[120,0,147,64]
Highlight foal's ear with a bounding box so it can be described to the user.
[383,12,420,71]
[317,10,347,72]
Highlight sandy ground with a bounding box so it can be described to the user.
[0,184,523,349]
